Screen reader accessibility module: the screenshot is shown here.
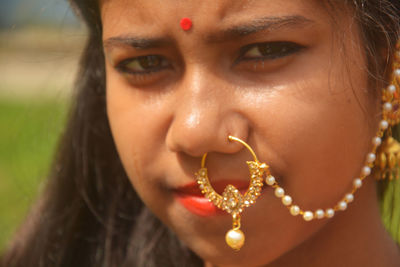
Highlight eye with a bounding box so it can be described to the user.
[239,41,304,62]
[115,55,171,75]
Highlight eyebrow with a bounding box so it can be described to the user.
[103,36,171,50]
[208,15,315,42]
[103,15,314,50]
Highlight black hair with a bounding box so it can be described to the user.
[1,1,399,266]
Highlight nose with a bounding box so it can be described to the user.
[165,68,249,157]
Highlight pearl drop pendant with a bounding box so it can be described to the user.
[225,229,245,250]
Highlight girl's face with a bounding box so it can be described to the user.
[102,0,380,266]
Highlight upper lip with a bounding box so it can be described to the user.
[174,179,250,196]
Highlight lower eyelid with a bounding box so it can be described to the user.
[234,52,301,74]
[116,62,171,76]
[117,66,165,75]
[120,68,173,86]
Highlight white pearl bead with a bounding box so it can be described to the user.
[338,201,347,211]
[282,195,292,206]
[345,193,354,203]
[388,85,396,93]
[366,153,376,163]
[265,175,276,186]
[372,137,382,146]
[315,209,325,219]
[325,209,335,218]
[274,187,285,198]
[395,68,400,77]
[380,120,389,130]
[225,229,245,250]
[362,166,371,176]
[290,205,300,216]
[303,211,314,221]
[383,102,393,112]
[354,178,362,188]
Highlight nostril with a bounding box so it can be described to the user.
[166,129,207,156]
[165,103,249,156]
[166,131,250,158]
[227,135,259,161]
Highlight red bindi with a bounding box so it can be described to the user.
[180,17,192,31]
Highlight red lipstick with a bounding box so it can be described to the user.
[174,180,250,217]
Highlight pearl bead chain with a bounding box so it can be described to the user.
[383,103,393,112]
[315,209,324,219]
[388,85,396,94]
[366,153,376,163]
[262,77,398,221]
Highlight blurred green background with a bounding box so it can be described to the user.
[0,0,85,251]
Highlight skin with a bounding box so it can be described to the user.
[101,0,400,266]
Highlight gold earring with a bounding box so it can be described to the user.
[376,134,400,180]
[376,41,400,180]
[195,136,270,250]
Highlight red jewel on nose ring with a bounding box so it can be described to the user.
[180,17,192,31]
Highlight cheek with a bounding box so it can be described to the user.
[254,67,378,209]
[106,74,172,206]
[278,99,369,206]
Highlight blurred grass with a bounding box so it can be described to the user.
[0,26,82,253]
[0,97,69,251]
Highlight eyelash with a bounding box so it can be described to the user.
[237,41,304,62]
[115,55,171,75]
[115,41,303,76]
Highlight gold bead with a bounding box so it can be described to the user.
[388,153,396,169]
[379,152,387,170]
[225,229,245,250]
[260,163,268,171]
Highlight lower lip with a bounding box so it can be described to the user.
[175,193,226,217]
[174,186,253,217]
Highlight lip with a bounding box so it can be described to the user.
[174,180,250,217]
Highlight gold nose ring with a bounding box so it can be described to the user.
[195,135,270,250]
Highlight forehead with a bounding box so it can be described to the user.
[100,0,336,38]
